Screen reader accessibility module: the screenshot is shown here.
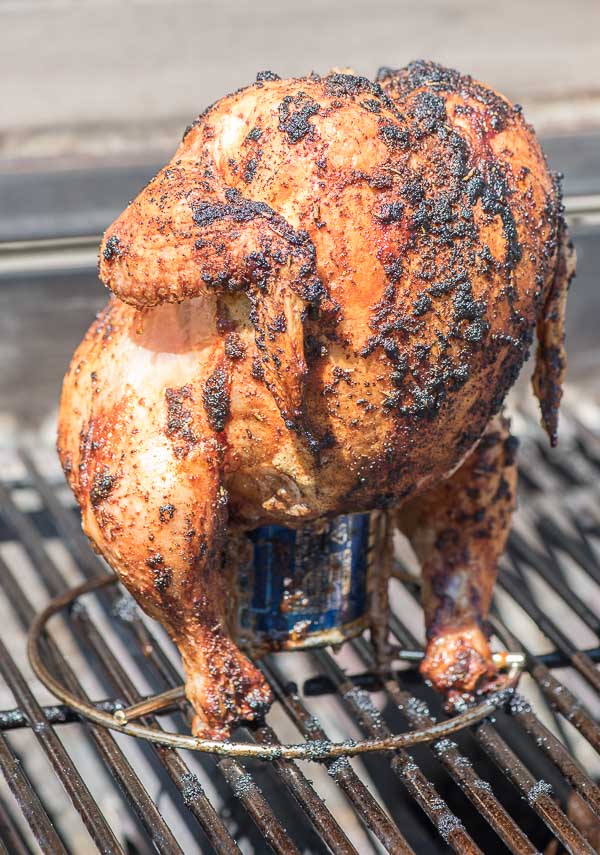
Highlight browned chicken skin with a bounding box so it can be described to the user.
[57,62,574,737]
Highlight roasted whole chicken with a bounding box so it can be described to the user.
[58,61,575,738]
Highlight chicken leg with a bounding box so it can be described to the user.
[58,299,273,737]
[397,413,518,708]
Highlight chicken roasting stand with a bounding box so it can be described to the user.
[27,573,525,762]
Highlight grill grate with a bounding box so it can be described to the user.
[0,407,598,854]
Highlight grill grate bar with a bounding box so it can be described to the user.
[353,636,539,855]
[0,700,136,731]
[526,655,600,753]
[475,724,595,855]
[488,618,600,809]
[249,723,358,854]
[0,727,67,854]
[500,567,600,694]
[0,632,124,855]
[313,649,483,855]
[387,613,597,855]
[537,515,600,588]
[214,759,301,855]
[18,452,300,855]
[0,790,36,855]
[94,609,300,855]
[509,700,600,820]
[66,589,242,854]
[508,530,600,634]
[261,658,416,855]
[0,488,186,855]
[0,551,186,855]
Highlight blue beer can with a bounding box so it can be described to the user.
[234,512,380,652]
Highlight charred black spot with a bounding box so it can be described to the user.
[383,258,403,283]
[401,179,425,205]
[390,355,408,386]
[165,386,197,452]
[448,131,470,177]
[500,207,522,270]
[465,167,522,270]
[410,200,431,231]
[267,313,287,336]
[451,363,470,388]
[153,567,173,594]
[429,276,461,297]
[378,122,409,150]
[383,60,509,131]
[488,347,530,417]
[503,434,519,465]
[413,294,432,317]
[159,504,175,523]
[192,190,272,228]
[243,154,261,184]
[224,333,247,361]
[365,172,393,189]
[456,429,481,458]
[411,91,447,133]
[463,319,489,342]
[102,235,122,261]
[278,92,320,143]
[246,126,263,141]
[375,66,396,83]
[325,73,378,97]
[332,366,352,385]
[465,172,485,204]
[385,380,446,421]
[452,281,487,323]
[202,366,230,433]
[435,528,460,553]
[251,356,265,380]
[90,466,116,506]
[414,343,432,362]
[256,70,280,81]
[360,98,381,113]
[375,201,404,224]
[494,477,511,501]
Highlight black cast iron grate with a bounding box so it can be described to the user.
[0,406,598,854]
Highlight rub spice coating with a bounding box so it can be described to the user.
[58,62,575,737]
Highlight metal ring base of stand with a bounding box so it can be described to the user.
[27,575,525,763]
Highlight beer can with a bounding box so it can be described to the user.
[233,512,381,652]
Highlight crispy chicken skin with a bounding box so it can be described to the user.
[58,62,574,736]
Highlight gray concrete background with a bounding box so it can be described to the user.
[1,0,599,162]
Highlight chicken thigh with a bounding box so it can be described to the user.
[58,62,574,736]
